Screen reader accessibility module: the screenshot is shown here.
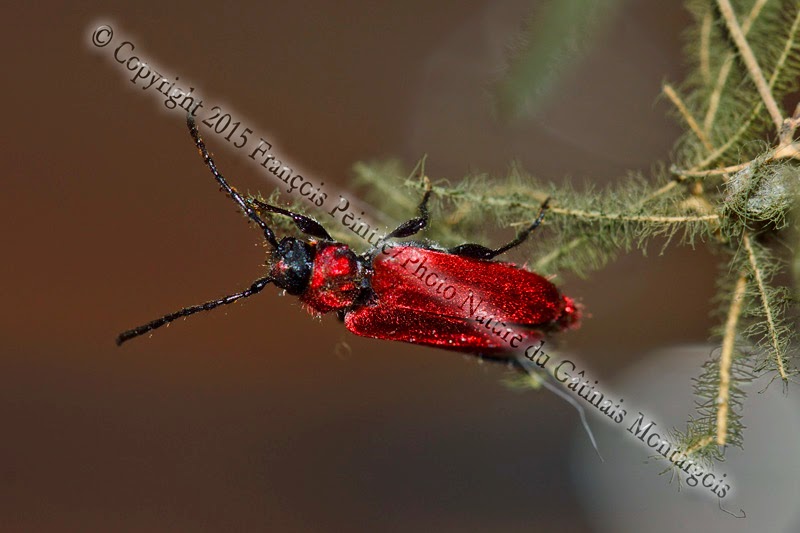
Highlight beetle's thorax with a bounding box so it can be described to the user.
[299,242,365,313]
[270,238,365,314]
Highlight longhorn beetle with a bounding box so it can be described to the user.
[117,116,581,366]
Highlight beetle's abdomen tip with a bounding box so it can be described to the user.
[557,296,582,331]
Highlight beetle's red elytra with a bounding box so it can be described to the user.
[345,245,580,354]
[116,115,581,363]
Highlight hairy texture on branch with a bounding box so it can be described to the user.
[716,272,748,445]
[678,0,800,168]
[742,232,794,381]
[354,162,717,277]
[679,260,756,456]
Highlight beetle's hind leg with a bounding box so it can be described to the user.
[509,356,603,460]
[448,198,550,260]
[246,197,333,241]
[385,156,433,239]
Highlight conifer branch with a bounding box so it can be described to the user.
[693,117,757,170]
[703,0,768,134]
[772,6,800,100]
[664,84,714,152]
[779,102,800,145]
[743,232,789,381]
[426,185,719,225]
[773,142,800,159]
[716,272,747,446]
[699,7,713,85]
[716,0,784,131]
[548,207,719,224]
[672,139,800,179]
[684,435,715,456]
[643,180,680,201]
[672,162,751,177]
[525,206,718,224]
[703,60,733,137]
[691,3,800,170]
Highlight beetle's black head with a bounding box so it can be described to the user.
[269,237,315,295]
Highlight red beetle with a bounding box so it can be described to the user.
[117,116,581,365]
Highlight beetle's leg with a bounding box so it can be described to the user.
[510,356,602,460]
[449,198,550,260]
[116,277,273,345]
[246,197,333,241]
[473,352,518,367]
[188,115,280,249]
[386,158,432,239]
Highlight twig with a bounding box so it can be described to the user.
[699,8,712,85]
[717,273,748,446]
[671,161,751,177]
[664,84,714,152]
[691,3,800,171]
[429,180,717,272]
[716,0,784,131]
[781,102,800,141]
[703,0,768,134]
[774,142,800,159]
[673,138,800,178]
[546,206,718,224]
[742,232,788,381]
[531,176,713,270]
[642,180,679,202]
[431,185,720,225]
[683,435,714,456]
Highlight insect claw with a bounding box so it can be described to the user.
[422,174,432,194]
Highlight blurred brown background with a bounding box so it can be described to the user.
[0,1,741,531]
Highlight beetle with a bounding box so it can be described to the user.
[116,115,581,362]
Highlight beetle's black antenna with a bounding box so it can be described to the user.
[187,114,280,249]
[116,277,273,345]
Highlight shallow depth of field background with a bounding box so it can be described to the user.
[3,1,799,532]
